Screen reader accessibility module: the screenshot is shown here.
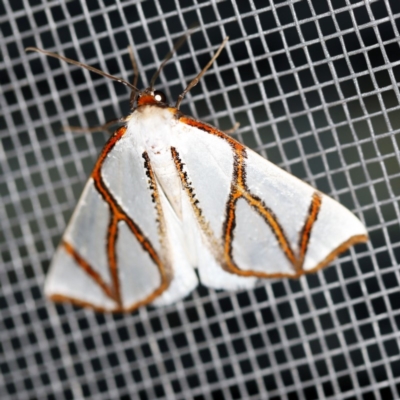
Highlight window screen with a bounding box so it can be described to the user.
[1,1,400,399]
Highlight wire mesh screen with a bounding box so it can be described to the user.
[1,0,400,399]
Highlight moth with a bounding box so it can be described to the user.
[27,36,368,312]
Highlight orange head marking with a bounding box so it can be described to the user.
[137,90,167,106]
[137,94,158,106]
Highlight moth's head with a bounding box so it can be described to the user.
[136,89,168,107]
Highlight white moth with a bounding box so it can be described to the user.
[27,37,368,312]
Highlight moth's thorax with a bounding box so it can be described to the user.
[129,104,177,152]
[128,104,183,218]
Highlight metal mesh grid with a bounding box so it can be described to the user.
[1,0,400,398]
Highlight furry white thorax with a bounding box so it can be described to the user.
[127,105,183,218]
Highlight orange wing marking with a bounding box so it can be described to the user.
[54,126,170,312]
[62,240,116,301]
[142,151,172,270]
[178,116,366,278]
[223,147,299,274]
[297,192,322,270]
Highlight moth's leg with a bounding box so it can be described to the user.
[63,116,128,135]
[224,122,240,135]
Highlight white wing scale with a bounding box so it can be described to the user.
[303,195,367,271]
[179,179,257,291]
[151,187,198,307]
[232,197,294,275]
[116,220,162,309]
[46,242,116,311]
[45,179,116,311]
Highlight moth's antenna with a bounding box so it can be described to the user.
[25,47,139,93]
[128,46,140,109]
[149,24,199,90]
[128,46,139,88]
[175,36,229,109]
